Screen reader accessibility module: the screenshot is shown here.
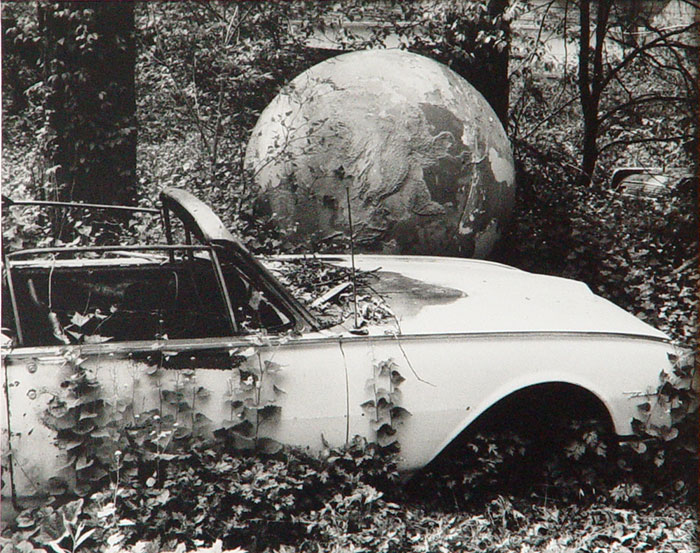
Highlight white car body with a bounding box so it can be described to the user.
[1,189,673,498]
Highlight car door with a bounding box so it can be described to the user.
[1,246,348,498]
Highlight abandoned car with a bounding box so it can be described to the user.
[1,188,674,497]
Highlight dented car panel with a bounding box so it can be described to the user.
[1,188,675,498]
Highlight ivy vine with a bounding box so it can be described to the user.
[361,358,411,449]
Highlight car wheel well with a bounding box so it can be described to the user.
[442,382,615,457]
[409,383,616,505]
[475,382,613,431]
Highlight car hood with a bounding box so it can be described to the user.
[309,254,669,340]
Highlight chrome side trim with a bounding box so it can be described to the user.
[1,329,671,360]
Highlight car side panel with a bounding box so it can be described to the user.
[338,332,673,471]
[1,335,347,497]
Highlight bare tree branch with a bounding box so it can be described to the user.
[599,23,698,90]
[599,134,695,156]
[520,96,579,140]
[599,95,694,124]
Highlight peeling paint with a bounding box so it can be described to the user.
[488,147,514,184]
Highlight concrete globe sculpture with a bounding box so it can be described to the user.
[245,49,515,257]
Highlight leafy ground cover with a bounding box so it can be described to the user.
[2,430,697,553]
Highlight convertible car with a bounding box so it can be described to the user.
[1,188,673,498]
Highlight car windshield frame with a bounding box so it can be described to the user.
[2,188,319,347]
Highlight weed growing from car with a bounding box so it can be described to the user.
[12,498,95,553]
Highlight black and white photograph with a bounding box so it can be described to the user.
[1,1,697,552]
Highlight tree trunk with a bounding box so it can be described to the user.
[485,0,510,127]
[40,2,136,206]
[576,0,611,187]
[579,106,599,186]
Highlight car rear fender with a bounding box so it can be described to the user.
[426,364,661,468]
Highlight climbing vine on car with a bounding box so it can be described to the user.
[219,344,284,453]
[40,337,289,496]
[622,348,699,499]
[42,349,115,496]
[361,358,411,448]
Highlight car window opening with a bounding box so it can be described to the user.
[1,189,309,347]
[4,250,293,347]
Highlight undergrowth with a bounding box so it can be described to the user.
[3,409,697,553]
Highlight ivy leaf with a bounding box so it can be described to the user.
[173,426,191,440]
[70,312,92,327]
[249,290,263,311]
[360,400,375,410]
[256,437,282,455]
[376,431,398,448]
[155,489,170,505]
[376,362,392,378]
[47,477,69,496]
[161,389,183,405]
[75,455,94,471]
[72,421,96,435]
[46,400,70,419]
[36,510,66,544]
[74,528,96,549]
[231,346,256,359]
[376,397,390,410]
[370,416,392,432]
[374,388,390,401]
[195,386,210,399]
[62,439,84,451]
[256,405,280,421]
[61,499,83,526]
[390,406,411,419]
[390,370,406,385]
[66,330,85,341]
[154,452,178,461]
[263,360,282,373]
[258,376,278,405]
[229,419,254,438]
[96,504,116,519]
[233,434,256,450]
[662,426,679,441]
[83,334,112,344]
[193,412,211,425]
[16,510,37,528]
